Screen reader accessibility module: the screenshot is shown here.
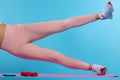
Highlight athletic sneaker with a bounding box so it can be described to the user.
[92,64,107,75]
[99,1,114,20]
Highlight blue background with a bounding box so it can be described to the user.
[0,0,119,80]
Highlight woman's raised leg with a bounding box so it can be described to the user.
[8,2,113,43]
[19,14,98,42]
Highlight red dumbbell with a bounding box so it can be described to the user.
[32,72,38,76]
[20,71,26,76]
[20,71,38,77]
[26,72,32,76]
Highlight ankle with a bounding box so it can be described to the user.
[95,14,100,20]
[88,64,92,71]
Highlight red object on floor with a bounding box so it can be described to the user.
[20,71,26,76]
[26,72,32,76]
[32,72,38,76]
[20,71,38,77]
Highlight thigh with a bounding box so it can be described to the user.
[20,20,67,42]
[1,25,30,55]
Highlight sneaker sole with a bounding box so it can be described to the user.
[100,67,107,75]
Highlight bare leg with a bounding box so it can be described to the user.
[18,14,99,42]
[16,43,91,70]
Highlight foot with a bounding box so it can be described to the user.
[99,1,114,20]
[92,64,107,75]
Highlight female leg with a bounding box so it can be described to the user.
[19,14,99,42]
[17,1,113,42]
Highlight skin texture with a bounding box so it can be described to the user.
[1,14,99,70]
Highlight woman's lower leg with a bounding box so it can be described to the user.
[58,57,91,70]
[44,52,92,70]
[62,14,99,29]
